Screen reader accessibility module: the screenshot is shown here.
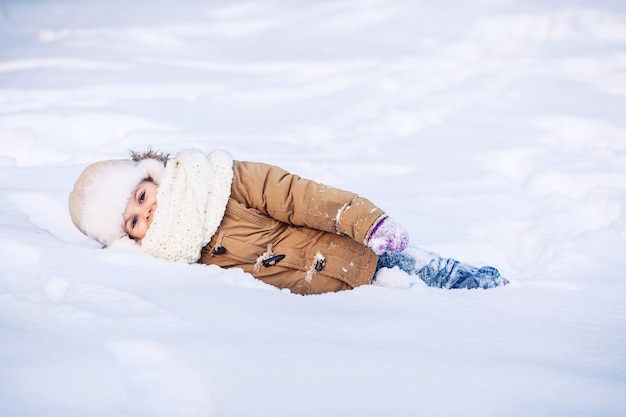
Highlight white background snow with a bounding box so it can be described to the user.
[1,0,625,416]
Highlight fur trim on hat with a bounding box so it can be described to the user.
[69,156,166,246]
[130,149,170,164]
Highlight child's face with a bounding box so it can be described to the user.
[123,180,158,240]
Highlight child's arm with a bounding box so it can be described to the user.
[230,161,386,245]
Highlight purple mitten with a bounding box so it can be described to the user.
[367,217,409,255]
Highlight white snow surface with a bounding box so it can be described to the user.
[1,0,625,416]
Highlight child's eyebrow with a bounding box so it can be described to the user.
[129,189,140,205]
[122,204,134,231]
[122,217,131,232]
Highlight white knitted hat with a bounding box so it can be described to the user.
[68,157,165,246]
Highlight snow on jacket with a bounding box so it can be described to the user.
[135,150,385,295]
[199,160,384,295]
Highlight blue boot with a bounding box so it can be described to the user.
[416,258,506,289]
[375,249,508,289]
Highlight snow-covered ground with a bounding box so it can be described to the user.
[1,0,625,416]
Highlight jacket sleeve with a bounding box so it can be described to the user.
[230,160,386,244]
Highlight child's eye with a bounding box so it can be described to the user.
[131,217,138,228]
[139,192,145,203]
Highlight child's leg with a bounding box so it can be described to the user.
[374,248,507,289]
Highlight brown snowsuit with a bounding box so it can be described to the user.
[198,161,385,295]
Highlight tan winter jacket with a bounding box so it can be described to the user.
[198,161,385,295]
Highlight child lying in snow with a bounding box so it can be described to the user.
[69,149,507,295]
